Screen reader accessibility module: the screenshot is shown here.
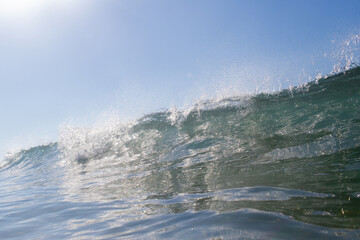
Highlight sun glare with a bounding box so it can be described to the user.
[0,0,85,22]
[0,0,48,19]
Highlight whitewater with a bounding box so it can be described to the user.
[0,64,359,239]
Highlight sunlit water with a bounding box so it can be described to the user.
[1,67,360,239]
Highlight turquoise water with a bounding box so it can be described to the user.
[1,67,360,239]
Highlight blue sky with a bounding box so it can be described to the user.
[0,0,360,153]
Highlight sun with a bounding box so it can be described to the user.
[0,0,48,20]
[0,0,85,21]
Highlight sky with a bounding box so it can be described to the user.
[0,0,360,154]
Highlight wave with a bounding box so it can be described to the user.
[1,66,360,238]
[56,66,360,163]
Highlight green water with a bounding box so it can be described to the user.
[0,67,359,239]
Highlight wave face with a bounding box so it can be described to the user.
[1,67,360,239]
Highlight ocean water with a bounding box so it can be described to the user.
[1,67,360,239]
